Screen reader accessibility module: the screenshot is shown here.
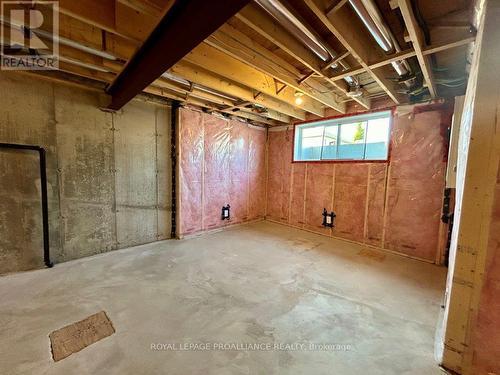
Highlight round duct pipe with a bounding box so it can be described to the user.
[255,0,360,88]
[255,0,331,62]
[348,0,410,78]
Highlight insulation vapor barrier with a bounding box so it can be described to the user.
[267,105,451,263]
[178,107,266,236]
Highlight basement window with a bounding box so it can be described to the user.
[293,111,391,162]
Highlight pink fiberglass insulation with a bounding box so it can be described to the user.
[471,165,500,374]
[384,110,447,261]
[248,126,267,220]
[229,119,249,224]
[203,113,231,230]
[333,164,369,242]
[267,130,292,223]
[266,106,451,262]
[289,163,306,227]
[178,107,267,236]
[304,164,334,236]
[179,108,204,235]
[365,164,388,247]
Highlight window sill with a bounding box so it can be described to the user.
[291,159,390,164]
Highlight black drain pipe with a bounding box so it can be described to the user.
[0,143,53,268]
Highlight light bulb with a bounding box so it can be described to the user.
[294,91,304,105]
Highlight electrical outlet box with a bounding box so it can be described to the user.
[322,208,336,228]
[221,205,231,220]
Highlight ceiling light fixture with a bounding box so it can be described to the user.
[294,91,304,105]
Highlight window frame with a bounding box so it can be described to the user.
[292,109,394,164]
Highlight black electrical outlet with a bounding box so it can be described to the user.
[322,208,336,228]
[222,205,231,220]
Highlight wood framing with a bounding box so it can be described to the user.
[23,0,476,123]
[303,0,406,104]
[441,2,500,374]
[398,0,438,98]
[207,24,346,113]
[328,36,476,82]
[106,0,251,110]
[184,43,325,117]
[236,3,370,110]
[170,62,306,120]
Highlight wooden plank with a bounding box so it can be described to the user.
[303,0,406,105]
[55,0,306,120]
[236,3,369,110]
[441,2,500,373]
[207,24,345,112]
[328,36,476,81]
[58,0,117,37]
[170,61,306,120]
[237,3,325,73]
[106,0,252,110]
[398,0,438,98]
[184,43,325,116]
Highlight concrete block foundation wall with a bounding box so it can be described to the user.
[266,106,452,264]
[0,72,172,274]
[178,107,267,237]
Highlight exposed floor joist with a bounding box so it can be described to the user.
[25,3,303,123]
[397,0,438,98]
[184,43,326,117]
[170,62,306,120]
[328,36,476,82]
[106,0,252,110]
[302,0,406,105]
[236,3,369,110]
[207,24,345,113]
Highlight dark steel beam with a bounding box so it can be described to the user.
[106,0,251,110]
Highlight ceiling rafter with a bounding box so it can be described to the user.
[183,43,326,116]
[302,0,406,105]
[328,35,476,82]
[206,23,345,113]
[397,0,438,98]
[236,3,371,110]
[53,0,318,120]
[52,51,282,125]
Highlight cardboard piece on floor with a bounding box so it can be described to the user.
[49,311,115,362]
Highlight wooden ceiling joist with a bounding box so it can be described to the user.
[54,0,311,122]
[37,0,474,122]
[56,55,281,125]
[170,61,305,121]
[106,0,251,110]
[184,43,325,117]
[236,3,370,110]
[303,0,406,105]
[206,24,345,113]
[398,0,438,98]
[328,36,476,82]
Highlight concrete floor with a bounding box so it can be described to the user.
[0,221,447,375]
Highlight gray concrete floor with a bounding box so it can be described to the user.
[0,221,447,375]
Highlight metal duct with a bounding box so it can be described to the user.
[348,0,410,77]
[162,72,239,102]
[0,17,118,60]
[255,0,359,88]
[255,0,331,62]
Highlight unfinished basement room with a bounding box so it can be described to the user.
[0,0,499,374]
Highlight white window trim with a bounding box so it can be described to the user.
[293,111,392,162]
